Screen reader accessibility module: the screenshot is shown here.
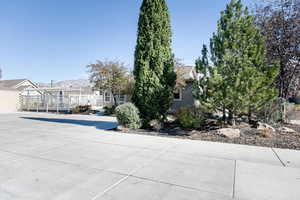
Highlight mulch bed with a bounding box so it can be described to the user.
[112,123,300,150]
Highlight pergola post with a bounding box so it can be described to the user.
[56,94,59,114]
[46,94,49,113]
[68,94,71,113]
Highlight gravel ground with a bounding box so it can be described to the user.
[113,124,300,150]
[187,126,300,150]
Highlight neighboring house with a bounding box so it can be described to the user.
[37,78,129,108]
[0,87,20,113]
[171,66,197,111]
[0,79,40,113]
[0,79,41,96]
[25,83,128,111]
[94,89,128,107]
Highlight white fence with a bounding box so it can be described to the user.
[20,94,106,112]
[20,93,128,112]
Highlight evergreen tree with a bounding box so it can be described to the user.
[133,0,176,125]
[193,45,214,112]
[195,0,279,124]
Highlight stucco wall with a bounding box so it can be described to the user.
[0,90,20,113]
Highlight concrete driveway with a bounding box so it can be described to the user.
[0,112,299,200]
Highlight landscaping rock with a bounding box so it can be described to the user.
[116,125,130,132]
[149,120,162,131]
[239,122,251,128]
[259,129,273,138]
[256,123,275,138]
[189,130,198,135]
[278,127,297,134]
[257,122,276,132]
[166,115,177,123]
[216,128,241,139]
[240,127,259,136]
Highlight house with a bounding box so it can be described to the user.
[0,87,20,113]
[0,79,40,113]
[171,66,197,111]
[22,82,129,112]
[0,79,41,96]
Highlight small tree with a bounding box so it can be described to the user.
[193,45,216,113]
[87,60,128,106]
[133,0,176,125]
[194,0,279,124]
[122,73,135,101]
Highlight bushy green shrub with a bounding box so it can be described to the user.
[115,103,142,129]
[103,105,116,116]
[72,105,91,114]
[175,106,205,129]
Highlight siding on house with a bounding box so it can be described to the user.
[171,83,195,111]
[0,89,20,113]
[170,66,197,112]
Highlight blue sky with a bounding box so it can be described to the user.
[0,0,259,83]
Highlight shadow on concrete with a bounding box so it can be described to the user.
[21,117,117,130]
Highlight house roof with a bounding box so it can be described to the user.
[26,86,94,95]
[176,66,196,81]
[0,79,40,93]
[0,79,27,89]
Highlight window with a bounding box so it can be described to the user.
[118,94,126,104]
[105,92,111,102]
[95,90,103,96]
[173,89,182,101]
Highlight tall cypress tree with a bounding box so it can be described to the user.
[133,0,176,125]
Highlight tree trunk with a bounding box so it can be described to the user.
[228,110,237,126]
[228,110,233,125]
[248,107,252,123]
[113,94,118,107]
[222,106,226,124]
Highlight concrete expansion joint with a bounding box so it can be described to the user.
[90,145,176,200]
[127,174,231,198]
[271,148,286,167]
[232,160,237,199]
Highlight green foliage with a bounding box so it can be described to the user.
[87,60,129,106]
[193,45,216,113]
[72,105,91,114]
[132,0,176,125]
[115,103,142,129]
[194,0,279,123]
[103,105,116,116]
[175,107,205,129]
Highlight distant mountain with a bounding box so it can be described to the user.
[38,79,91,88]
